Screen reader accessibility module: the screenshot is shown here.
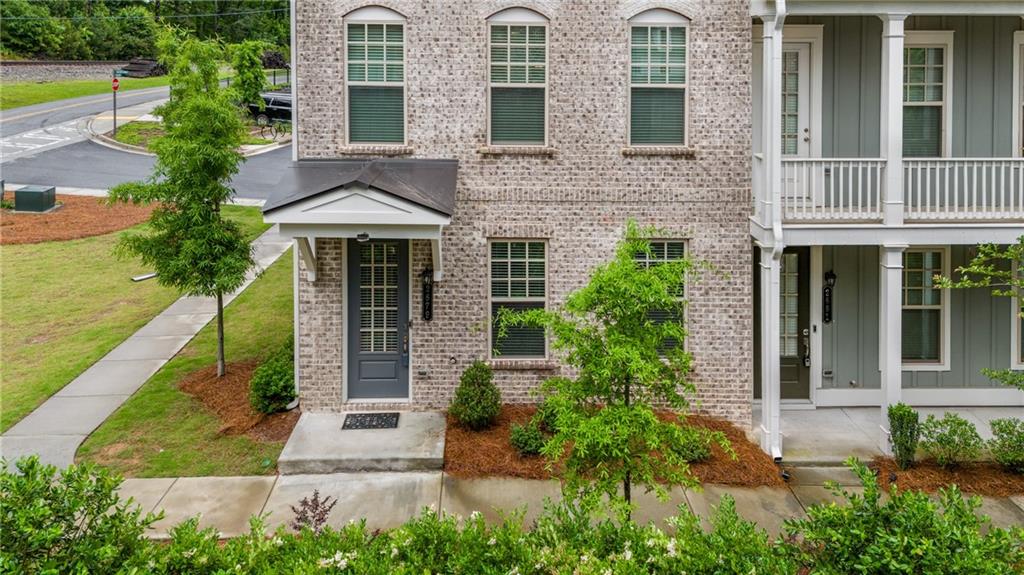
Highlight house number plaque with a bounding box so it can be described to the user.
[822,285,833,324]
[421,268,434,321]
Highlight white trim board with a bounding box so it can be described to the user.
[815,386,1024,407]
[1012,261,1023,371]
[1013,32,1023,159]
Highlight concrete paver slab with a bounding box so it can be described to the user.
[151,476,277,538]
[790,485,867,510]
[163,297,219,316]
[5,395,128,436]
[1011,495,1024,516]
[685,485,805,537]
[786,466,862,486]
[0,435,83,468]
[133,313,216,337]
[104,335,195,361]
[118,478,177,516]
[976,497,1024,529]
[441,476,562,527]
[264,472,441,532]
[631,486,692,529]
[55,359,165,397]
[280,412,446,473]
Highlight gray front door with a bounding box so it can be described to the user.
[347,239,409,399]
[779,247,810,400]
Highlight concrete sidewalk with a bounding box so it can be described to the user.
[1,227,292,468]
[118,469,1024,539]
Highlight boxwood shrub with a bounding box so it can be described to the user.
[249,335,296,414]
[448,360,501,430]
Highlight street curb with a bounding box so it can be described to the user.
[83,116,291,158]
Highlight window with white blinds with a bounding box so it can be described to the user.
[903,44,946,157]
[346,17,405,144]
[902,249,946,363]
[490,240,547,358]
[635,240,687,353]
[629,15,688,145]
[489,13,547,146]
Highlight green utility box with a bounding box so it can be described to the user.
[15,185,56,213]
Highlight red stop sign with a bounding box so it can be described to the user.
[112,78,120,91]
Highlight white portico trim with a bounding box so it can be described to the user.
[265,185,450,282]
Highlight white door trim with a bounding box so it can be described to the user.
[1013,31,1024,158]
[809,245,823,402]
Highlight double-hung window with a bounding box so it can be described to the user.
[901,249,947,366]
[903,33,952,157]
[490,240,546,358]
[1013,262,1024,370]
[489,9,548,145]
[346,8,405,144]
[629,10,688,145]
[635,240,687,352]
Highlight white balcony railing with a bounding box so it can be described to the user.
[904,159,1024,221]
[780,158,886,221]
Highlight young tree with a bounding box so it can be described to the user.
[937,236,1024,390]
[497,222,731,516]
[109,34,253,378]
[229,40,269,111]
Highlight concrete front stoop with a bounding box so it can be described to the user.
[278,412,446,474]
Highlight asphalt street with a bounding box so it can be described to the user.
[1,84,289,201]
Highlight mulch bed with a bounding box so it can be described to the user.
[872,456,1024,497]
[178,360,299,443]
[444,405,784,488]
[1,193,154,245]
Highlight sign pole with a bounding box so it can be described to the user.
[112,74,120,137]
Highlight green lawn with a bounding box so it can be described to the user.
[112,120,274,149]
[0,205,268,432]
[77,248,293,477]
[1,76,172,110]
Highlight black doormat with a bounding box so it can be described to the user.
[342,412,400,430]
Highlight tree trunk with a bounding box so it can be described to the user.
[623,377,631,513]
[216,291,225,377]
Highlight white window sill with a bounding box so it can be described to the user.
[337,145,414,156]
[478,145,557,156]
[902,362,950,372]
[621,146,698,158]
[487,358,559,371]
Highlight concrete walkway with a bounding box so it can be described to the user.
[755,406,1021,464]
[1,227,292,468]
[118,468,1024,539]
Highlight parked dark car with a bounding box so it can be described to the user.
[248,92,291,125]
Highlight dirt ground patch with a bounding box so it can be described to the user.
[873,456,1024,497]
[1,193,154,244]
[444,405,784,488]
[179,360,299,443]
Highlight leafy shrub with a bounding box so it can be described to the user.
[0,456,160,574]
[919,412,984,468]
[534,394,561,433]
[449,360,500,430]
[510,419,546,456]
[990,418,1024,474]
[783,457,1024,574]
[888,402,920,470]
[249,335,295,414]
[291,489,338,533]
[675,424,716,462]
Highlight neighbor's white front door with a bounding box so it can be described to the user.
[781,43,811,158]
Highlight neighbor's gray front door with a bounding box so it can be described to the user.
[347,239,409,399]
[779,247,810,400]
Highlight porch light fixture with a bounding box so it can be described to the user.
[356,232,370,243]
[824,270,837,288]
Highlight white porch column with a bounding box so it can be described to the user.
[761,14,786,231]
[759,245,783,461]
[878,244,906,454]
[879,14,907,226]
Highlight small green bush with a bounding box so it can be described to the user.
[989,418,1024,474]
[510,419,546,456]
[919,412,984,469]
[249,335,295,414]
[783,457,1024,574]
[534,395,560,433]
[0,456,161,574]
[675,425,715,462]
[888,402,920,470]
[449,360,501,430]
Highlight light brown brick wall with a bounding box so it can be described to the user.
[293,0,753,426]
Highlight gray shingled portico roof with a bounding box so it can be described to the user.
[261,158,457,216]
